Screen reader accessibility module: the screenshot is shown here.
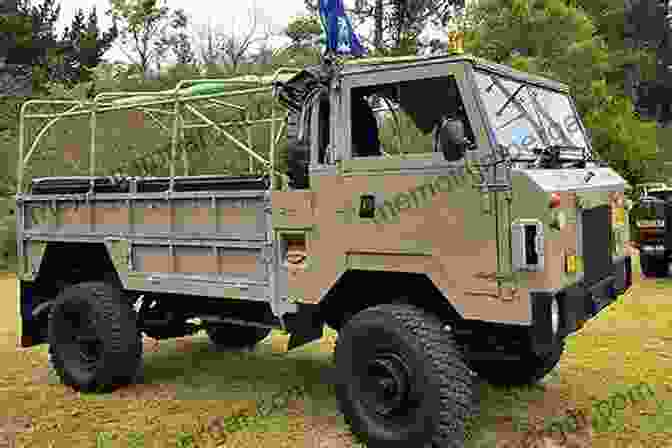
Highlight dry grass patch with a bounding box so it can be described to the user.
[0,256,670,448]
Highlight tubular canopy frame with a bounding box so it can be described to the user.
[17,68,301,194]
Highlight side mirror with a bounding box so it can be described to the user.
[438,119,470,161]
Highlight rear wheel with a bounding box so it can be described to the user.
[48,282,142,393]
[334,304,473,448]
[640,254,667,278]
[205,324,271,350]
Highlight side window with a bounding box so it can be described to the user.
[350,76,475,158]
[350,93,382,157]
[318,97,330,164]
[308,95,331,166]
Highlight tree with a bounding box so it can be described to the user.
[284,14,323,49]
[192,21,223,68]
[218,6,274,74]
[1,0,66,92]
[165,9,194,65]
[0,0,118,94]
[60,7,119,85]
[106,0,176,78]
[303,0,465,54]
[191,6,275,74]
[568,0,658,105]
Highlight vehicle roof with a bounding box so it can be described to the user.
[340,53,570,93]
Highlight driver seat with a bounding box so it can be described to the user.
[352,95,381,157]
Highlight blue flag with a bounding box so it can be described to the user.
[319,0,366,57]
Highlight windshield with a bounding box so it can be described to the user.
[473,69,590,163]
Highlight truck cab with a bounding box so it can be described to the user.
[274,54,631,340]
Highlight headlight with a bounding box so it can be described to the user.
[551,298,560,337]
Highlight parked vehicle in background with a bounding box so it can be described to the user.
[14,53,632,448]
[630,182,672,276]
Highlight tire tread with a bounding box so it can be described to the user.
[335,303,473,448]
[48,282,142,393]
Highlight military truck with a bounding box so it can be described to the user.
[630,182,672,276]
[15,54,632,448]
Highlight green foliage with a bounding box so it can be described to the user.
[285,14,323,49]
[156,9,194,67]
[0,198,17,272]
[10,0,62,94]
[60,7,119,85]
[378,109,434,155]
[106,0,176,77]
[0,97,24,195]
[0,0,118,94]
[306,0,463,54]
[574,0,656,98]
[583,86,660,185]
[463,0,609,109]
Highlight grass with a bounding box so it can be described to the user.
[0,252,671,447]
[465,254,672,447]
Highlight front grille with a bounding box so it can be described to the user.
[582,205,611,284]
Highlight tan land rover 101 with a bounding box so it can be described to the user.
[15,53,632,448]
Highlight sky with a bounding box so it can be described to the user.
[53,0,312,64]
[52,0,460,67]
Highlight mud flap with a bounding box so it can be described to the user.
[19,280,49,347]
[530,290,556,357]
[283,303,323,351]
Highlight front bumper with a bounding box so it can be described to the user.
[639,243,668,260]
[530,255,632,356]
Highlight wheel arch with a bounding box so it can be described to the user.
[19,242,124,347]
[318,269,463,332]
[33,242,122,294]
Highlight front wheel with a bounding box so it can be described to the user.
[334,304,473,448]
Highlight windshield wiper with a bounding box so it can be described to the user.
[496,84,525,117]
[530,144,610,168]
[532,145,584,156]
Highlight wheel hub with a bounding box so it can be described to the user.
[63,307,102,368]
[76,334,100,364]
[362,353,412,417]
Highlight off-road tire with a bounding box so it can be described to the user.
[48,282,142,393]
[333,303,473,448]
[640,254,667,278]
[464,341,565,388]
[205,324,271,351]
